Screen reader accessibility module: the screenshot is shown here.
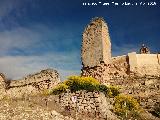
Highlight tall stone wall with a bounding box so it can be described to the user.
[0,69,60,99]
[81,18,130,83]
[81,18,160,83]
[81,17,111,68]
[102,18,111,64]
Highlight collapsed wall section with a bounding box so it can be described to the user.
[9,69,60,89]
[81,55,129,83]
[0,69,60,99]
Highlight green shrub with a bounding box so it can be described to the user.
[98,84,108,92]
[107,86,120,97]
[51,83,68,95]
[64,76,100,92]
[50,76,120,97]
[113,94,142,119]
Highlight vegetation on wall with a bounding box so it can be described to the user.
[64,76,100,92]
[50,76,120,97]
[49,76,148,120]
[50,83,69,95]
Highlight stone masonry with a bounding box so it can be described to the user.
[0,69,60,99]
[50,90,118,120]
[81,17,111,68]
[81,18,160,117]
[81,17,160,83]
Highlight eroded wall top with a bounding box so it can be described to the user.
[81,17,111,68]
[9,69,60,87]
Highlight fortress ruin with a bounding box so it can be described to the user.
[0,69,60,99]
[0,17,159,120]
[81,17,160,83]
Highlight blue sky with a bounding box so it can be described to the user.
[0,0,159,80]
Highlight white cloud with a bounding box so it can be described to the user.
[0,23,81,81]
[0,52,81,80]
[0,27,42,54]
[0,22,80,56]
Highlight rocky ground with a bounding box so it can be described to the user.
[0,97,73,120]
[0,75,160,120]
[0,94,159,120]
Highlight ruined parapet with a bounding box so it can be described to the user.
[9,69,60,90]
[128,52,138,73]
[0,69,60,99]
[81,17,111,68]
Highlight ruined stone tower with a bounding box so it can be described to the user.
[81,17,111,68]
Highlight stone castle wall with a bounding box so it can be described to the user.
[128,52,160,76]
[136,54,159,65]
[49,90,118,120]
[82,53,160,84]
[81,17,160,83]
[0,69,60,99]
